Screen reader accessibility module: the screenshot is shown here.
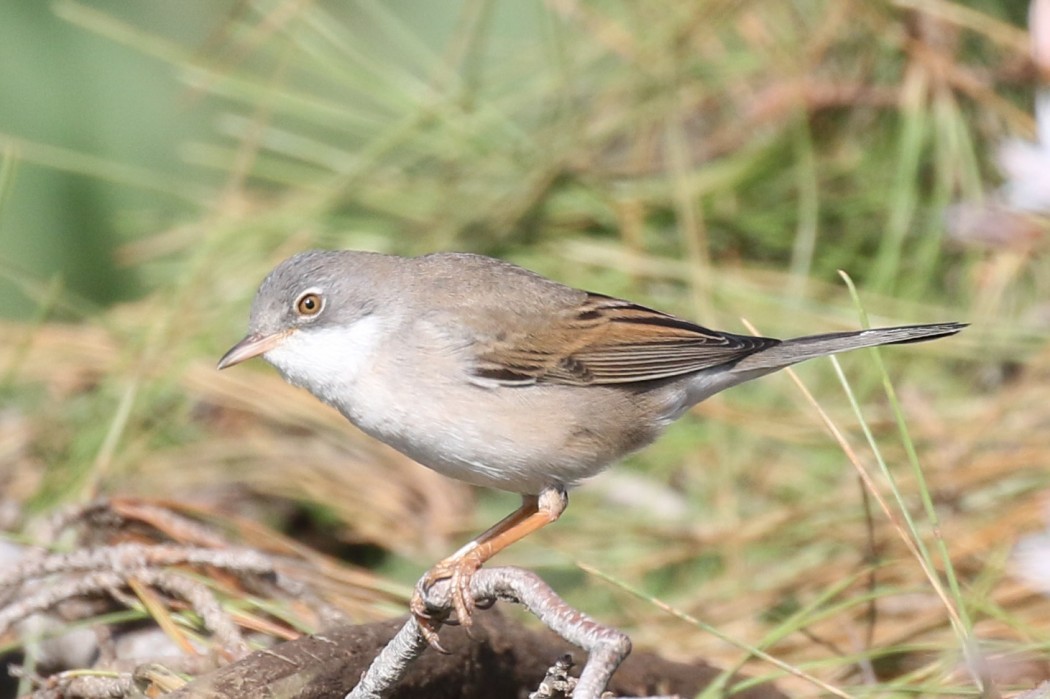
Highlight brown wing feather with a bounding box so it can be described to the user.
[472,293,780,387]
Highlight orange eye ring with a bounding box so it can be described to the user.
[295,291,323,316]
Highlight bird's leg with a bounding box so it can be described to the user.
[411,485,568,648]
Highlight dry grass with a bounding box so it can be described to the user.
[2,0,1050,697]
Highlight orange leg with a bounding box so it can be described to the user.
[410,485,567,648]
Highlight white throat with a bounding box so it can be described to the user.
[263,315,384,408]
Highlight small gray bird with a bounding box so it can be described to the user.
[219,250,964,640]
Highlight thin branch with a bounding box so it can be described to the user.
[347,566,678,699]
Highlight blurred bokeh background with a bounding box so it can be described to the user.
[2,1,1050,696]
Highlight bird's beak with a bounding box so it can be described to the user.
[217,331,290,370]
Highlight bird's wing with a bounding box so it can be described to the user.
[470,293,780,387]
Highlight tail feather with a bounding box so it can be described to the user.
[731,322,966,372]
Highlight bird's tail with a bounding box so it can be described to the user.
[731,322,966,372]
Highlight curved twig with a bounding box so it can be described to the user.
[348,566,676,699]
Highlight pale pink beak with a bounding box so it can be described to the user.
[217,331,289,369]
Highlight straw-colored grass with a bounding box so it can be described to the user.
[2,1,1049,697]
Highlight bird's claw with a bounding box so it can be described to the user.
[409,551,484,651]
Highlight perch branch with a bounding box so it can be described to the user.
[347,566,677,699]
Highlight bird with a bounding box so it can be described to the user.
[218,249,964,645]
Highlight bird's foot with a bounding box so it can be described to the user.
[410,548,485,651]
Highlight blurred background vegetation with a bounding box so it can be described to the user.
[2,0,1050,696]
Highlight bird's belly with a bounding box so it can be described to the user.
[342,378,663,495]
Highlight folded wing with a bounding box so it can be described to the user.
[471,293,780,387]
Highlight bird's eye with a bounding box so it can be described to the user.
[295,291,324,317]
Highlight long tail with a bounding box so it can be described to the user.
[731,322,966,372]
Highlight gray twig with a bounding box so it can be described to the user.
[0,567,248,659]
[29,672,134,699]
[0,542,278,591]
[0,570,129,634]
[347,566,679,699]
[530,654,577,698]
